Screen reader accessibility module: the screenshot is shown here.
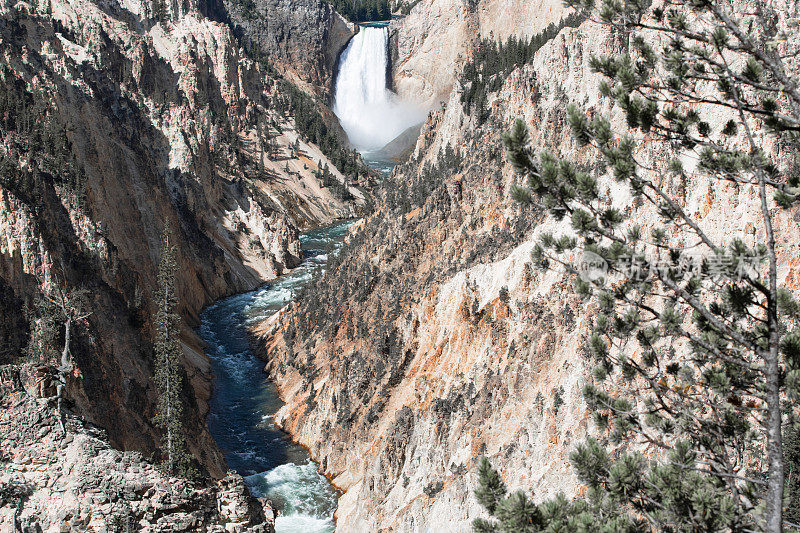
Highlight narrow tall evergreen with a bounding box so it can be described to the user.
[785,423,800,527]
[474,457,506,515]
[153,224,190,476]
[151,0,167,25]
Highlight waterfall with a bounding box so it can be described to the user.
[333,26,424,152]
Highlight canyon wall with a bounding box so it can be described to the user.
[0,0,365,478]
[258,2,800,532]
[210,0,356,98]
[389,0,569,106]
[258,15,602,529]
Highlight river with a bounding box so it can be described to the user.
[202,222,353,533]
[204,16,413,530]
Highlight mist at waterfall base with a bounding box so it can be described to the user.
[333,25,426,156]
[203,25,417,532]
[204,223,352,533]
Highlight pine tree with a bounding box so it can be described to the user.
[266,131,279,160]
[27,264,91,434]
[785,422,800,526]
[321,163,334,188]
[474,457,506,515]
[153,224,190,476]
[475,0,800,530]
[330,0,390,22]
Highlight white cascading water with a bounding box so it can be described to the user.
[205,223,353,533]
[333,26,425,152]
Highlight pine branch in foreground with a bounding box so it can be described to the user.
[474,0,800,530]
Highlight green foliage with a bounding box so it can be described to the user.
[274,80,365,178]
[474,455,642,532]
[475,0,800,530]
[153,225,193,477]
[328,0,390,22]
[317,161,336,188]
[152,0,168,25]
[385,144,462,213]
[498,286,509,303]
[786,422,800,526]
[552,386,564,413]
[476,444,746,530]
[235,38,370,182]
[392,0,421,16]
[474,457,506,514]
[237,0,257,20]
[26,298,60,363]
[0,68,87,207]
[460,13,585,124]
[24,269,90,367]
[0,281,28,364]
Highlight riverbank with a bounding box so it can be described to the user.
[203,221,354,533]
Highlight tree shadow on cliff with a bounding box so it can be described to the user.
[0,274,31,364]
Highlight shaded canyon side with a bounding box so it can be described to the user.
[0,0,368,487]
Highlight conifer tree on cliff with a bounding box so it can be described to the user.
[474,0,800,530]
[153,224,191,476]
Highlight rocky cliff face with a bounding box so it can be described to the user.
[0,0,365,477]
[0,364,274,532]
[389,0,568,106]
[212,0,355,99]
[256,91,588,530]
[257,3,800,532]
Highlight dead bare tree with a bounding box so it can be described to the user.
[28,259,91,433]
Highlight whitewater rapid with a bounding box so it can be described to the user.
[204,223,353,533]
[333,25,425,152]
[203,27,415,531]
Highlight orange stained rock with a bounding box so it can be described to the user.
[457,298,471,321]
[699,182,715,218]
[299,155,317,169]
[484,206,502,225]
[784,254,800,291]
[491,298,511,320]
[419,342,448,375]
[405,207,422,221]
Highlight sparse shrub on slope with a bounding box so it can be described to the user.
[460,12,585,124]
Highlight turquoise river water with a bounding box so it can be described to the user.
[203,222,353,533]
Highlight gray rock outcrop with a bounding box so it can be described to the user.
[216,0,356,97]
[0,364,275,532]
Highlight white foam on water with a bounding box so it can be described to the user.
[274,515,335,533]
[245,462,337,533]
[333,26,426,151]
